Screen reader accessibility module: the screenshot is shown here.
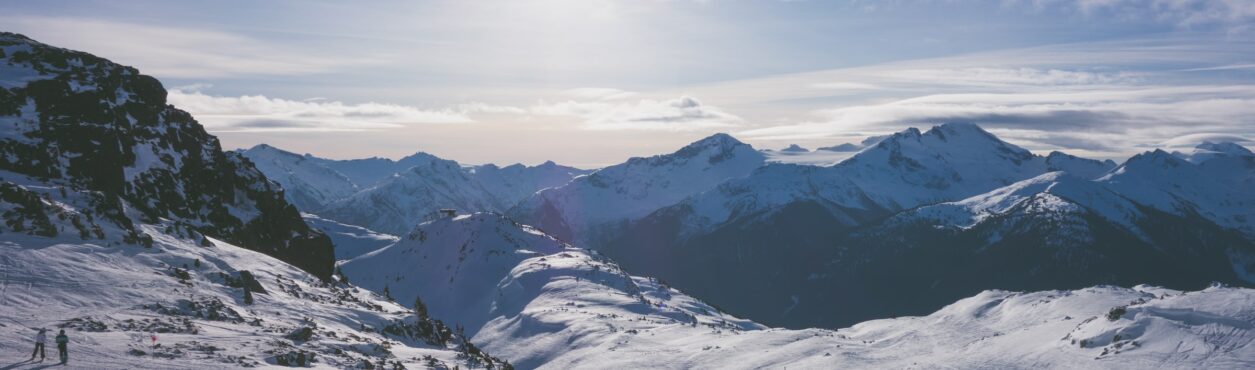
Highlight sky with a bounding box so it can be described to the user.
[2,0,1254,168]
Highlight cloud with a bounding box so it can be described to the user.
[880,68,1136,87]
[532,95,742,131]
[1,16,383,78]
[168,89,472,132]
[455,102,528,115]
[1159,133,1253,147]
[1183,63,1255,72]
[1026,0,1255,31]
[737,86,1255,155]
[562,87,638,100]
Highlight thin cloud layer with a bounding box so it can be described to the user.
[531,96,742,131]
[739,84,1255,156]
[2,16,382,78]
[168,90,472,132]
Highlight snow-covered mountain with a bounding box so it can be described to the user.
[303,213,399,262]
[0,32,513,369]
[509,133,766,245]
[1047,151,1118,179]
[468,161,591,208]
[317,157,507,235]
[5,30,1253,369]
[240,144,362,211]
[342,212,1254,369]
[602,123,1251,329]
[1100,148,1255,237]
[786,170,1255,328]
[0,32,333,278]
[241,144,589,235]
[0,175,508,368]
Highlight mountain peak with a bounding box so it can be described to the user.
[925,122,1000,142]
[1119,149,1191,172]
[398,151,440,164]
[671,133,753,161]
[1197,141,1254,157]
[865,123,1031,159]
[780,144,809,153]
[688,133,744,148]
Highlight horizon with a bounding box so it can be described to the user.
[3,0,1254,167]
[244,122,1247,170]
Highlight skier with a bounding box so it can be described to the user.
[29,328,47,361]
[55,329,68,365]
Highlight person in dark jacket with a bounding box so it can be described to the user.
[29,328,47,361]
[55,329,68,365]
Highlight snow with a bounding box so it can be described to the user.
[1173,142,1254,164]
[0,215,483,369]
[678,123,1064,235]
[318,159,506,235]
[242,144,590,234]
[342,213,1255,369]
[240,145,359,211]
[303,213,398,262]
[901,172,1146,235]
[509,133,766,244]
[1100,148,1255,237]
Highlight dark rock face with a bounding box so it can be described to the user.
[0,32,333,279]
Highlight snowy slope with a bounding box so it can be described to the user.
[242,144,590,234]
[1100,146,1255,237]
[303,213,398,262]
[509,133,766,244]
[1046,151,1118,179]
[468,161,592,208]
[0,176,508,369]
[317,158,507,235]
[603,124,1252,329]
[240,144,360,211]
[901,171,1144,232]
[311,152,446,188]
[341,213,1255,369]
[1173,141,1255,164]
[0,32,333,279]
[678,123,1060,235]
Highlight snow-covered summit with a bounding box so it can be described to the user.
[1046,151,1118,179]
[1100,148,1255,237]
[678,122,1058,234]
[317,158,505,235]
[241,144,590,234]
[509,133,766,244]
[240,144,360,211]
[1173,141,1254,164]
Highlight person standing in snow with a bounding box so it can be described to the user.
[55,329,68,365]
[29,328,47,361]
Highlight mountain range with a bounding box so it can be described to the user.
[2,32,1253,369]
[240,144,590,235]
